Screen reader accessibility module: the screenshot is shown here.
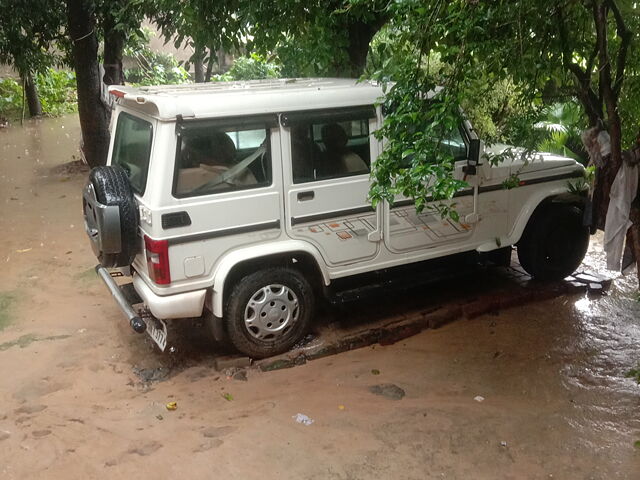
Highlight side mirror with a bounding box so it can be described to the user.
[464,138,482,175]
[468,138,481,166]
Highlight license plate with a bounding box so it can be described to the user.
[146,317,168,351]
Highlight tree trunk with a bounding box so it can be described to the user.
[344,15,387,78]
[103,10,125,86]
[589,1,639,285]
[21,72,42,117]
[67,0,110,168]
[591,1,623,231]
[193,44,205,83]
[217,49,226,72]
[204,47,215,82]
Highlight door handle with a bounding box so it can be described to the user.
[297,191,315,201]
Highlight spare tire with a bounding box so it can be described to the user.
[83,165,139,267]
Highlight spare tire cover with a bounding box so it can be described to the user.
[85,165,139,267]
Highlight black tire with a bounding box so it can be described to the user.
[517,204,589,280]
[225,268,315,358]
[88,165,139,267]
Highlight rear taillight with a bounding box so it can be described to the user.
[144,235,171,285]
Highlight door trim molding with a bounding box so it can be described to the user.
[291,205,375,226]
[166,220,281,246]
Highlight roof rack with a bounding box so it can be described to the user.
[134,78,353,96]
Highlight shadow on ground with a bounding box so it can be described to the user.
[129,258,608,382]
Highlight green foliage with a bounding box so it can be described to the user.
[0,69,77,118]
[0,78,23,118]
[535,102,587,161]
[241,0,387,77]
[361,0,639,217]
[0,0,64,77]
[152,0,244,77]
[626,366,640,384]
[213,54,279,81]
[369,71,469,218]
[124,32,189,86]
[36,68,78,116]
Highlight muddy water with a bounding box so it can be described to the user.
[0,115,639,479]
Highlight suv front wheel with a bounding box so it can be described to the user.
[225,267,315,358]
[517,203,589,280]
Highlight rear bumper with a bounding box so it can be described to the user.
[132,273,206,319]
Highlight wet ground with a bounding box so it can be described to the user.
[0,115,639,479]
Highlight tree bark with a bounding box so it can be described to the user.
[21,72,42,117]
[588,1,640,285]
[344,14,387,78]
[217,49,226,72]
[67,0,110,168]
[205,47,215,82]
[102,11,125,86]
[193,44,205,83]
[591,2,623,232]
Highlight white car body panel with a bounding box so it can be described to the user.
[102,79,585,322]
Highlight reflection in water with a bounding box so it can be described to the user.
[573,296,594,316]
[561,234,640,444]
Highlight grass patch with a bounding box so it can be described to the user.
[0,333,38,351]
[0,333,71,352]
[74,267,98,282]
[0,292,15,330]
[626,367,640,384]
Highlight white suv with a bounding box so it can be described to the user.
[82,78,589,358]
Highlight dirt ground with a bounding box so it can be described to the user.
[0,115,639,479]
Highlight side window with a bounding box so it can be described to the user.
[111,112,153,194]
[400,123,468,168]
[173,123,272,197]
[291,116,371,184]
[440,124,467,161]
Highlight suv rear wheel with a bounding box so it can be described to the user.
[517,203,589,280]
[225,268,314,358]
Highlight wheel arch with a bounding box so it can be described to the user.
[210,241,329,317]
[514,191,587,244]
[477,186,587,252]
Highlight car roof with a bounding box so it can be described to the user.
[109,78,385,121]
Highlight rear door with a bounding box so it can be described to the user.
[281,107,382,267]
[156,115,284,285]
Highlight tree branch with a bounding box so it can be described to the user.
[606,0,632,98]
[557,3,601,124]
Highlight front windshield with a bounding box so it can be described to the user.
[112,112,153,195]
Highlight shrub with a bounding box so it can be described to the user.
[0,68,77,119]
[213,54,280,81]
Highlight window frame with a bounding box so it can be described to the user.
[286,106,376,185]
[111,111,154,196]
[171,116,276,199]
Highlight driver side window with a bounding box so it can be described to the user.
[400,123,468,168]
[173,123,272,198]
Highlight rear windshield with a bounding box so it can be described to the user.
[112,112,153,194]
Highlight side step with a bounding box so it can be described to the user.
[327,248,513,305]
